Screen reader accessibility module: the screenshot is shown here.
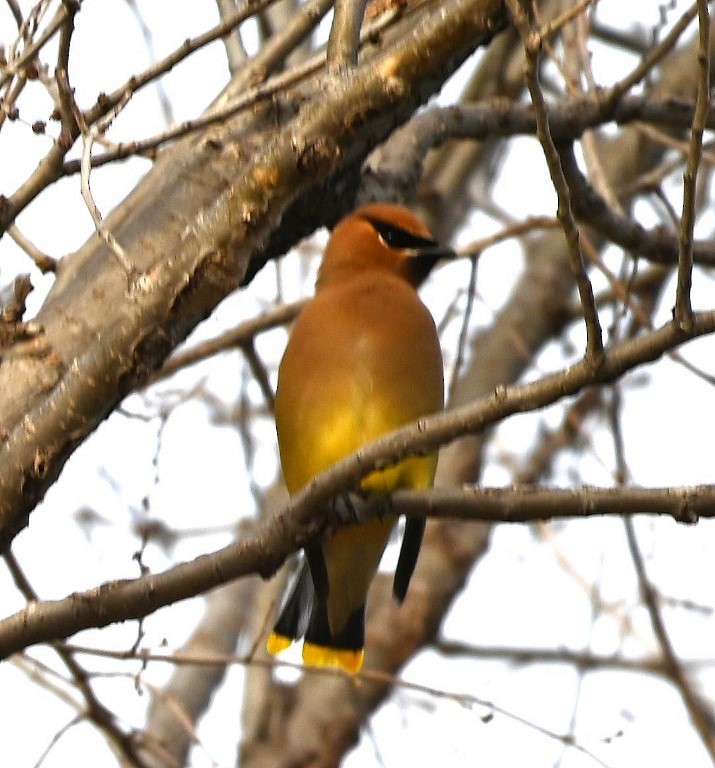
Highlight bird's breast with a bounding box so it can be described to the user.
[275,275,444,494]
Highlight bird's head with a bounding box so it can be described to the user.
[317,203,455,289]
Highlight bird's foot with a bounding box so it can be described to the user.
[331,492,384,526]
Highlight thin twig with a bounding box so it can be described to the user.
[607,0,700,104]
[559,142,715,269]
[65,644,609,766]
[78,103,137,282]
[447,254,478,405]
[242,339,276,412]
[61,639,662,675]
[90,0,277,120]
[508,0,603,361]
[61,54,324,172]
[215,0,249,73]
[7,224,57,272]
[607,327,715,759]
[30,715,83,768]
[536,0,595,43]
[123,0,174,125]
[0,71,26,130]
[590,19,650,55]
[634,123,715,168]
[3,551,151,768]
[561,4,624,215]
[573,246,715,390]
[458,215,559,257]
[624,519,715,760]
[1,0,335,232]
[4,0,23,27]
[675,0,711,330]
[147,299,305,386]
[60,0,397,176]
[54,2,78,142]
[0,1,68,89]
[12,652,81,713]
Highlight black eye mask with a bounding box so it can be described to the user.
[361,216,439,250]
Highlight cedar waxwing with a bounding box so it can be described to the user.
[267,203,453,673]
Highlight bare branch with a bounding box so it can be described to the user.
[6,224,57,273]
[4,0,23,28]
[3,550,152,767]
[0,1,68,89]
[675,0,711,329]
[624,520,715,759]
[508,0,602,360]
[327,0,367,72]
[388,484,711,525]
[607,0,701,103]
[148,299,304,385]
[215,0,249,73]
[0,0,508,550]
[2,307,715,659]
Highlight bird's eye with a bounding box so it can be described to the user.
[363,216,438,250]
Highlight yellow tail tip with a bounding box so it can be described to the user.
[266,632,293,656]
[303,642,364,674]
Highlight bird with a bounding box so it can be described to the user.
[266,202,453,673]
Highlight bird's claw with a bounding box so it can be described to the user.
[333,491,393,525]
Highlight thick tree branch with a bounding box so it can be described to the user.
[1,479,713,662]
[0,0,508,550]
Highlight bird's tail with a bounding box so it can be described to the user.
[266,560,313,654]
[267,559,365,673]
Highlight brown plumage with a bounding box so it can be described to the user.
[267,203,452,672]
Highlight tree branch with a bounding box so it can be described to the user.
[675,0,711,329]
[508,0,602,359]
[2,306,715,660]
[0,0,509,551]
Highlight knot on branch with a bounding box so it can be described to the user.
[0,275,43,351]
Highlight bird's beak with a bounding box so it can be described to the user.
[412,244,458,261]
[406,243,458,285]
